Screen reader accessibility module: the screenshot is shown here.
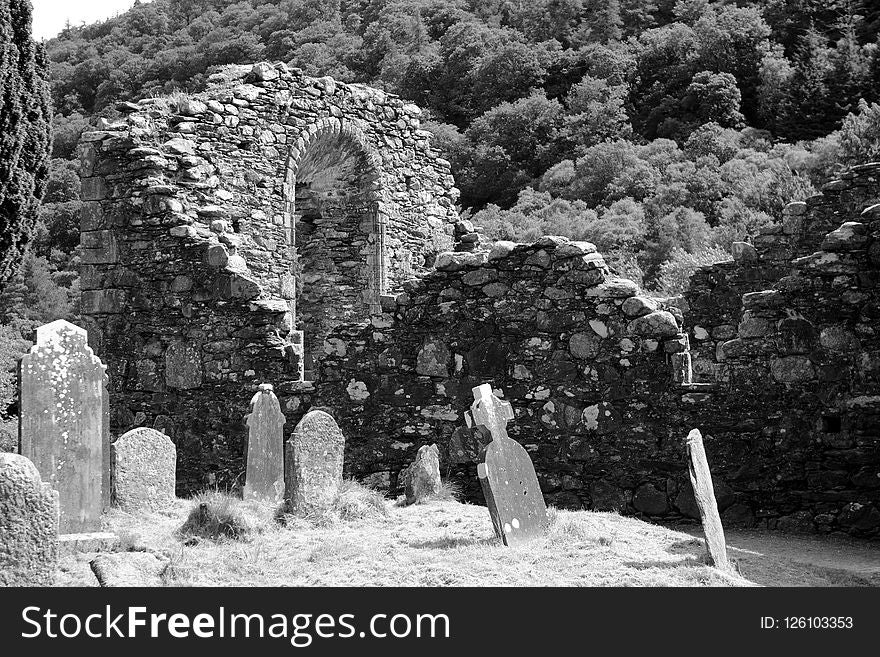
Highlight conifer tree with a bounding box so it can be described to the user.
[0,0,51,282]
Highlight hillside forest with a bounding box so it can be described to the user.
[3,0,880,432]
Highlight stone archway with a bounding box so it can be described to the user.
[284,120,387,380]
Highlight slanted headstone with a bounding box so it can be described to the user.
[244,384,285,504]
[403,444,442,504]
[686,429,731,571]
[0,453,59,586]
[286,409,345,516]
[112,427,176,512]
[466,384,548,546]
[20,320,109,533]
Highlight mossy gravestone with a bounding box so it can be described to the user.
[286,409,345,516]
[0,453,59,586]
[467,384,548,546]
[112,427,176,512]
[244,384,285,504]
[20,320,109,533]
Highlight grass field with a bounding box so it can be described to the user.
[56,488,879,587]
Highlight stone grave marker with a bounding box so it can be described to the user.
[466,384,548,546]
[112,427,177,512]
[686,428,731,571]
[20,319,109,533]
[244,383,285,504]
[0,453,59,586]
[403,443,442,504]
[286,409,345,516]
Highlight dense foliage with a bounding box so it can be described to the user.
[3,0,880,420]
[0,0,51,281]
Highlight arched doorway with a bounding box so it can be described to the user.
[285,122,386,380]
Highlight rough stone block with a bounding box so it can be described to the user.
[164,341,203,389]
[402,444,442,504]
[57,532,118,558]
[81,176,108,201]
[80,289,126,314]
[627,310,680,338]
[91,552,169,587]
[770,356,815,383]
[416,337,451,377]
[731,241,758,261]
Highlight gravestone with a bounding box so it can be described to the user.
[0,453,59,586]
[112,427,176,512]
[286,409,345,516]
[686,429,731,571]
[19,320,109,533]
[466,384,548,546]
[403,444,442,504]
[244,384,285,504]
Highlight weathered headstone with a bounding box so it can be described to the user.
[403,444,442,504]
[19,320,109,533]
[285,409,345,516]
[244,383,285,504]
[112,427,177,512]
[0,453,59,586]
[686,429,731,571]
[466,384,548,546]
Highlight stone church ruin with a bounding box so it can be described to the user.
[79,62,880,537]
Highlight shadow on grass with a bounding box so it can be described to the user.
[407,536,499,550]
[668,537,707,554]
[624,557,706,571]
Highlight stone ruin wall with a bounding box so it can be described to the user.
[77,62,459,486]
[79,63,880,537]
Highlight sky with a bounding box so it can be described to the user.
[31,0,149,40]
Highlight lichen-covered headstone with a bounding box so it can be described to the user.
[686,429,731,571]
[20,320,109,533]
[285,409,345,516]
[244,384,285,504]
[466,384,548,546]
[403,444,442,504]
[0,453,59,586]
[111,427,176,512]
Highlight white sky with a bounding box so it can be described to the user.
[32,0,150,40]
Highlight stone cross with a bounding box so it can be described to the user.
[244,383,286,504]
[466,384,547,546]
[286,409,345,516]
[686,429,731,571]
[468,383,515,441]
[19,320,109,533]
[0,453,59,585]
[112,427,177,512]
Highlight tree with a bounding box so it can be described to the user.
[680,71,745,130]
[779,26,834,140]
[835,99,880,167]
[562,75,632,155]
[0,0,52,282]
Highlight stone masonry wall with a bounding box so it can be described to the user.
[79,62,879,536]
[78,62,459,490]
[685,163,880,384]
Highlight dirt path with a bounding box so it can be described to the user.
[671,524,880,586]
